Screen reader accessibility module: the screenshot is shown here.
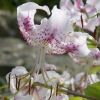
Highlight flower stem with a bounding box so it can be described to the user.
[32,82,98,100]
[35,46,48,84]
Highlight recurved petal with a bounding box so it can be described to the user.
[60,0,73,10]
[48,6,73,40]
[87,0,100,12]
[17,2,50,45]
[17,2,50,16]
[6,66,28,94]
[34,6,73,47]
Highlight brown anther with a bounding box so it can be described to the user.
[93,27,97,40]
[56,83,59,96]
[81,15,84,29]
[17,78,21,91]
[48,85,53,100]
[15,75,18,90]
[8,73,11,89]
[80,8,86,14]
[28,79,31,94]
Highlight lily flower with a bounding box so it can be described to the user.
[6,66,71,100]
[60,0,100,32]
[17,2,73,47]
[6,66,36,100]
[17,2,74,76]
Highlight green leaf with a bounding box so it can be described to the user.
[89,66,100,74]
[85,82,100,99]
[69,97,85,100]
[87,39,97,48]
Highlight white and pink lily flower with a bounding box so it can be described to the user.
[17,2,99,58]
[17,2,74,75]
[6,66,29,94]
[60,0,100,32]
[6,66,71,100]
[6,66,36,100]
[17,2,73,48]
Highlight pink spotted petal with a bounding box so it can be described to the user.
[17,2,73,47]
[17,2,50,46]
[47,32,91,57]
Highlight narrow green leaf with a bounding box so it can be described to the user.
[85,82,100,99]
[69,97,85,100]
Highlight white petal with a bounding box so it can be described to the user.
[71,32,90,57]
[6,66,28,94]
[85,4,97,17]
[60,0,73,10]
[35,6,73,47]
[88,74,100,84]
[87,0,100,12]
[11,66,28,76]
[17,2,50,16]
[89,48,100,59]
[57,94,69,100]
[14,94,34,100]
[49,6,73,35]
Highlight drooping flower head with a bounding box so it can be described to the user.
[17,2,73,48]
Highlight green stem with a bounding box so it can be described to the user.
[40,47,47,84]
[32,82,98,100]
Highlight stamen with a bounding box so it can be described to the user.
[17,78,21,91]
[56,83,59,96]
[8,73,11,89]
[81,15,84,29]
[15,75,18,90]
[93,27,97,40]
[28,79,31,94]
[48,85,53,100]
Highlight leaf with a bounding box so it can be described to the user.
[87,39,97,48]
[69,97,85,100]
[85,82,100,99]
[89,66,100,74]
